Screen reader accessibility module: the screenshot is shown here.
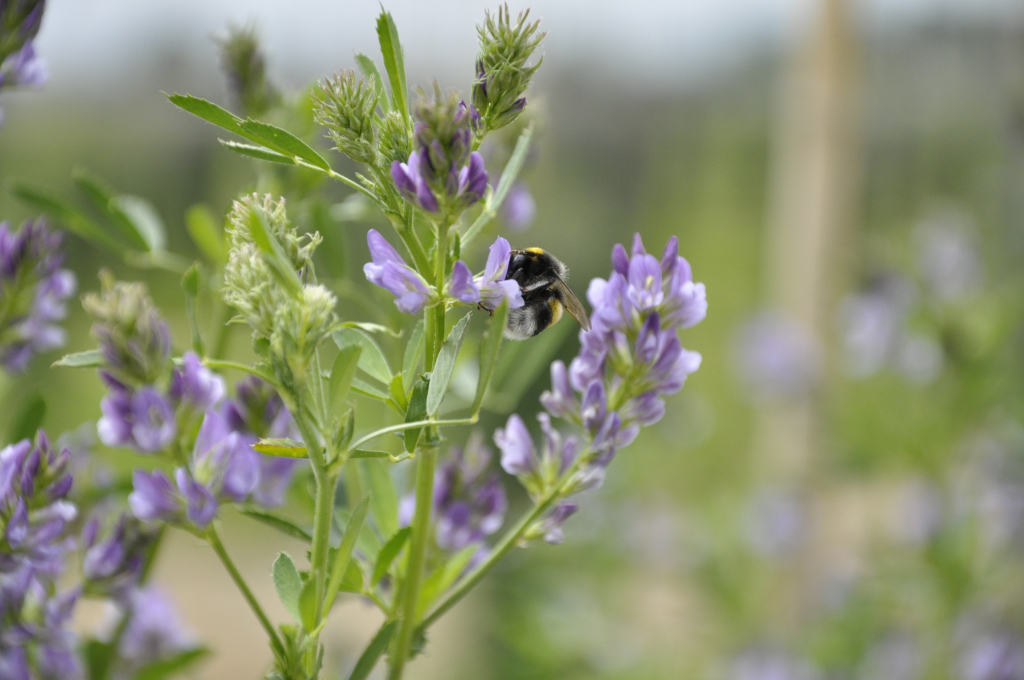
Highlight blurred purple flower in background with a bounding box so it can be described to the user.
[501,181,536,231]
[745,487,805,558]
[0,220,75,372]
[0,0,49,125]
[960,632,1024,680]
[81,513,158,601]
[113,586,198,679]
[915,209,983,303]
[730,648,821,680]
[402,433,507,554]
[734,312,821,400]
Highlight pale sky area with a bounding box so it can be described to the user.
[34,0,1024,94]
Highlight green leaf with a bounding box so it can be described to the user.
[333,328,392,384]
[336,321,401,336]
[239,508,312,542]
[181,264,205,356]
[372,527,410,585]
[402,318,425,393]
[376,9,409,120]
[8,394,45,444]
[167,93,248,137]
[347,621,397,680]
[417,544,478,618]
[238,119,331,171]
[253,438,309,458]
[403,377,429,453]
[298,576,317,632]
[338,559,365,593]
[325,495,368,611]
[185,204,227,266]
[109,195,166,252]
[134,647,209,680]
[352,378,390,401]
[83,639,116,680]
[473,300,509,414]
[219,139,295,165]
[246,206,303,297]
[350,449,392,459]
[272,553,303,623]
[51,349,103,368]
[354,52,390,112]
[329,345,362,413]
[360,459,398,537]
[426,313,471,416]
[71,168,151,252]
[7,180,126,254]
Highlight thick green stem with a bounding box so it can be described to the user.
[388,443,438,680]
[207,525,285,658]
[292,411,333,624]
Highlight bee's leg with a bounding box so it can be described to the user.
[476,302,493,316]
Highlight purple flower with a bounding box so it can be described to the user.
[176,468,217,529]
[129,388,176,453]
[81,513,157,599]
[474,237,524,311]
[0,220,75,372]
[170,352,225,412]
[391,150,440,212]
[128,470,181,524]
[3,42,47,88]
[448,260,480,303]
[961,632,1024,680]
[116,586,197,677]
[494,414,534,476]
[735,312,821,400]
[363,229,432,314]
[501,182,536,232]
[538,503,577,545]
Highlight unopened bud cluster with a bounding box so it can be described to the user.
[216,24,279,116]
[472,5,544,133]
[314,70,379,165]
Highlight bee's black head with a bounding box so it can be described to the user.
[508,248,568,282]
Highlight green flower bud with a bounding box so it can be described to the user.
[215,23,280,117]
[314,70,379,165]
[472,5,545,132]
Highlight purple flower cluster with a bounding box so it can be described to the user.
[98,352,222,454]
[128,377,302,529]
[494,234,705,542]
[81,513,157,600]
[734,312,821,401]
[0,0,48,126]
[113,586,197,678]
[363,230,522,315]
[0,431,83,680]
[391,97,488,214]
[402,434,507,556]
[0,220,75,372]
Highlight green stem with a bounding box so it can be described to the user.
[292,409,334,626]
[347,416,477,452]
[207,525,285,658]
[210,303,235,360]
[388,443,438,680]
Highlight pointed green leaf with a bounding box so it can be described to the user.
[167,93,248,137]
[240,508,312,542]
[219,139,295,165]
[349,449,392,459]
[372,527,410,585]
[417,544,478,618]
[376,9,409,120]
[51,349,103,368]
[360,459,398,537]
[272,553,303,623]
[239,119,331,171]
[354,52,390,112]
[403,377,429,453]
[333,328,392,384]
[338,559,365,593]
[329,345,362,412]
[298,576,317,632]
[253,438,309,458]
[473,300,509,414]
[8,395,45,444]
[134,647,209,680]
[181,264,205,356]
[348,621,397,680]
[7,180,126,254]
[336,321,401,336]
[426,313,471,416]
[351,378,390,401]
[325,495,368,612]
[109,195,166,252]
[402,318,425,393]
[71,168,151,252]
[184,204,227,266]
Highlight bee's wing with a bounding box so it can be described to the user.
[553,277,591,332]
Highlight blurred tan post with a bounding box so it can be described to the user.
[754,0,861,615]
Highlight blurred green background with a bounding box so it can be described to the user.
[3,0,1024,678]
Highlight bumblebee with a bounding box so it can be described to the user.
[504,248,591,339]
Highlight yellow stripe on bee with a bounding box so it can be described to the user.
[549,299,563,324]
[525,247,545,254]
